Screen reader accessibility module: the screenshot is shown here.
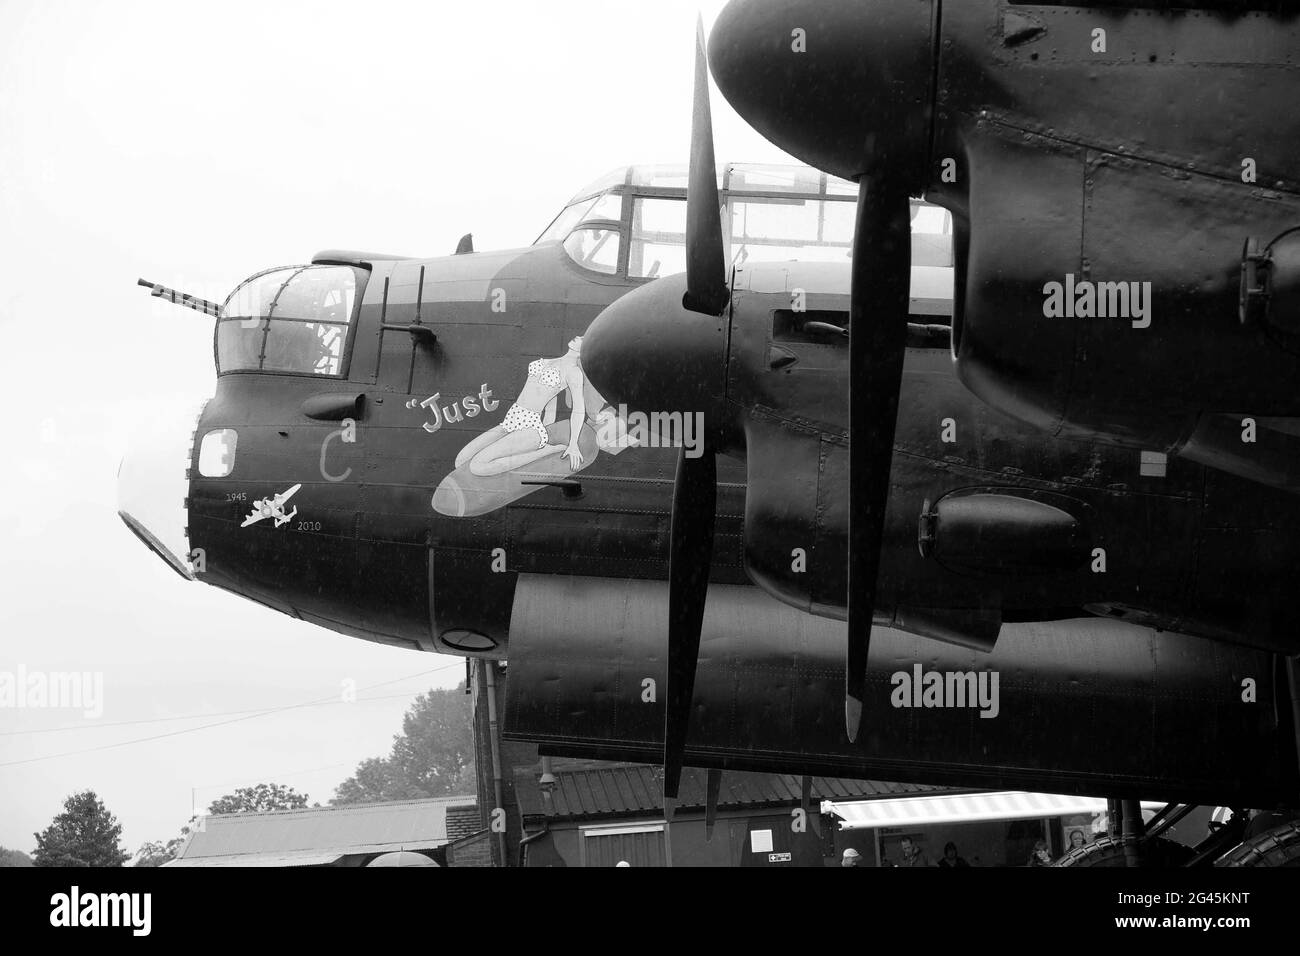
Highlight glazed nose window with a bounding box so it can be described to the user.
[198,429,237,478]
[216,264,363,376]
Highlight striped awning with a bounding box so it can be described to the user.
[822,791,1165,830]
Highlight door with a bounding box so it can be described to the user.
[580,822,669,867]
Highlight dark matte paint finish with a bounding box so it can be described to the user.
[708,0,1300,488]
[504,576,1297,807]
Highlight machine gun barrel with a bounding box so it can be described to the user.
[137,278,222,317]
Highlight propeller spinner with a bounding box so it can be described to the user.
[587,5,929,790]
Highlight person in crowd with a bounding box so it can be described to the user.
[937,841,969,867]
[897,836,933,867]
[841,847,862,867]
[1027,839,1054,866]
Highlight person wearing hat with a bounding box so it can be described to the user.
[841,847,862,867]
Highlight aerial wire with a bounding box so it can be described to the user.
[0,661,465,766]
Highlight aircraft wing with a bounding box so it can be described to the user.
[503,575,1296,807]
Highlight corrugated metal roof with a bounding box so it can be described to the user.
[175,795,476,862]
[515,764,953,821]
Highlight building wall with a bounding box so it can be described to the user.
[446,804,483,843]
[886,820,1045,867]
[525,811,828,867]
[447,830,494,867]
[834,818,1067,867]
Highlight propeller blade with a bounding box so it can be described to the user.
[664,447,717,798]
[683,15,729,316]
[845,172,912,742]
[704,768,723,842]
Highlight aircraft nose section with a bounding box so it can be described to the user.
[583,275,728,436]
[708,0,935,183]
[117,405,204,581]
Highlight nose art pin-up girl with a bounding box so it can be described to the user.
[453,336,587,477]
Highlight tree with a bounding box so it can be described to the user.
[131,783,310,867]
[132,838,186,868]
[333,756,406,804]
[207,783,309,815]
[333,685,475,804]
[32,791,129,867]
[133,785,310,868]
[0,847,33,867]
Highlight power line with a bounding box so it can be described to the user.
[0,663,463,737]
[0,661,465,768]
[2,691,420,736]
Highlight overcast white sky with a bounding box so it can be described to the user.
[0,0,794,855]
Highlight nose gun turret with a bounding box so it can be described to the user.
[137,277,222,317]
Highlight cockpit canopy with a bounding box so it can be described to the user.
[216,265,365,376]
[535,162,952,279]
